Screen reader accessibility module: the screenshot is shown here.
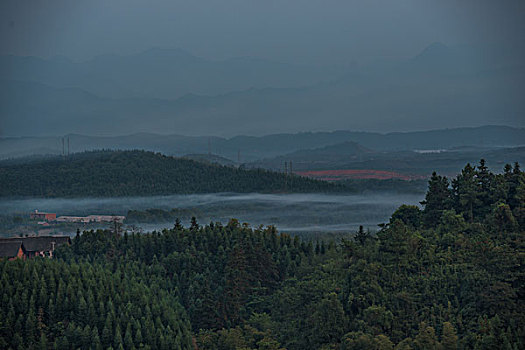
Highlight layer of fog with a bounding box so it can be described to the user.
[0,192,423,234]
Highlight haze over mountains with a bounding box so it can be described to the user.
[0,48,343,99]
[1,43,523,137]
[251,142,525,177]
[1,125,524,161]
[2,126,524,179]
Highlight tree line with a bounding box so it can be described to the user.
[0,150,343,197]
[0,159,523,349]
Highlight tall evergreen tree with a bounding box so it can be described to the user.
[452,163,479,222]
[421,172,450,227]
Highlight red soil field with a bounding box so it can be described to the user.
[296,169,426,181]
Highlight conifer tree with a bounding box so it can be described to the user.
[421,172,450,227]
[414,323,440,350]
[452,163,479,222]
[441,322,458,350]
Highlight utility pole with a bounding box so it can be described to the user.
[67,137,70,156]
[289,160,293,191]
[113,218,122,236]
[284,161,288,192]
[208,138,211,155]
[61,137,65,157]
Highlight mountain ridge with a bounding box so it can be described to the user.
[1,125,523,161]
[0,150,342,197]
[2,43,523,137]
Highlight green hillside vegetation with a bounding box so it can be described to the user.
[0,150,342,197]
[0,159,523,349]
[0,258,193,349]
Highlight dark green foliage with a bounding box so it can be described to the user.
[64,220,299,333]
[419,160,525,227]
[1,159,523,350]
[0,150,343,197]
[390,204,421,228]
[0,258,193,349]
[421,171,451,227]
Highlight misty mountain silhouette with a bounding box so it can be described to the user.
[1,44,523,136]
[0,48,340,99]
[1,126,523,162]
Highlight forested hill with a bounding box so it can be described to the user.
[0,160,523,349]
[0,150,342,197]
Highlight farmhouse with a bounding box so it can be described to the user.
[30,210,57,221]
[0,241,26,260]
[0,236,71,259]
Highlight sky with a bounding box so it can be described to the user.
[1,0,524,65]
[0,1,524,137]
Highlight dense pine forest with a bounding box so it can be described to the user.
[0,160,524,349]
[0,150,342,197]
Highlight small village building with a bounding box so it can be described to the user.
[0,241,26,260]
[87,215,125,223]
[30,210,57,221]
[56,216,90,223]
[56,215,125,223]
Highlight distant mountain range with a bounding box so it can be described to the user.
[1,44,523,136]
[250,141,525,177]
[248,141,372,170]
[1,126,524,164]
[0,48,343,99]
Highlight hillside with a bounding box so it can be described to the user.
[2,161,523,349]
[0,150,342,197]
[250,141,525,178]
[182,153,237,166]
[274,141,372,160]
[250,141,374,170]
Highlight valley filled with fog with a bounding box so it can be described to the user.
[0,192,423,235]
[2,1,524,349]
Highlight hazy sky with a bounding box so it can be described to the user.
[1,1,524,137]
[1,0,524,65]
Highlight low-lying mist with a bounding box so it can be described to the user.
[0,192,423,234]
